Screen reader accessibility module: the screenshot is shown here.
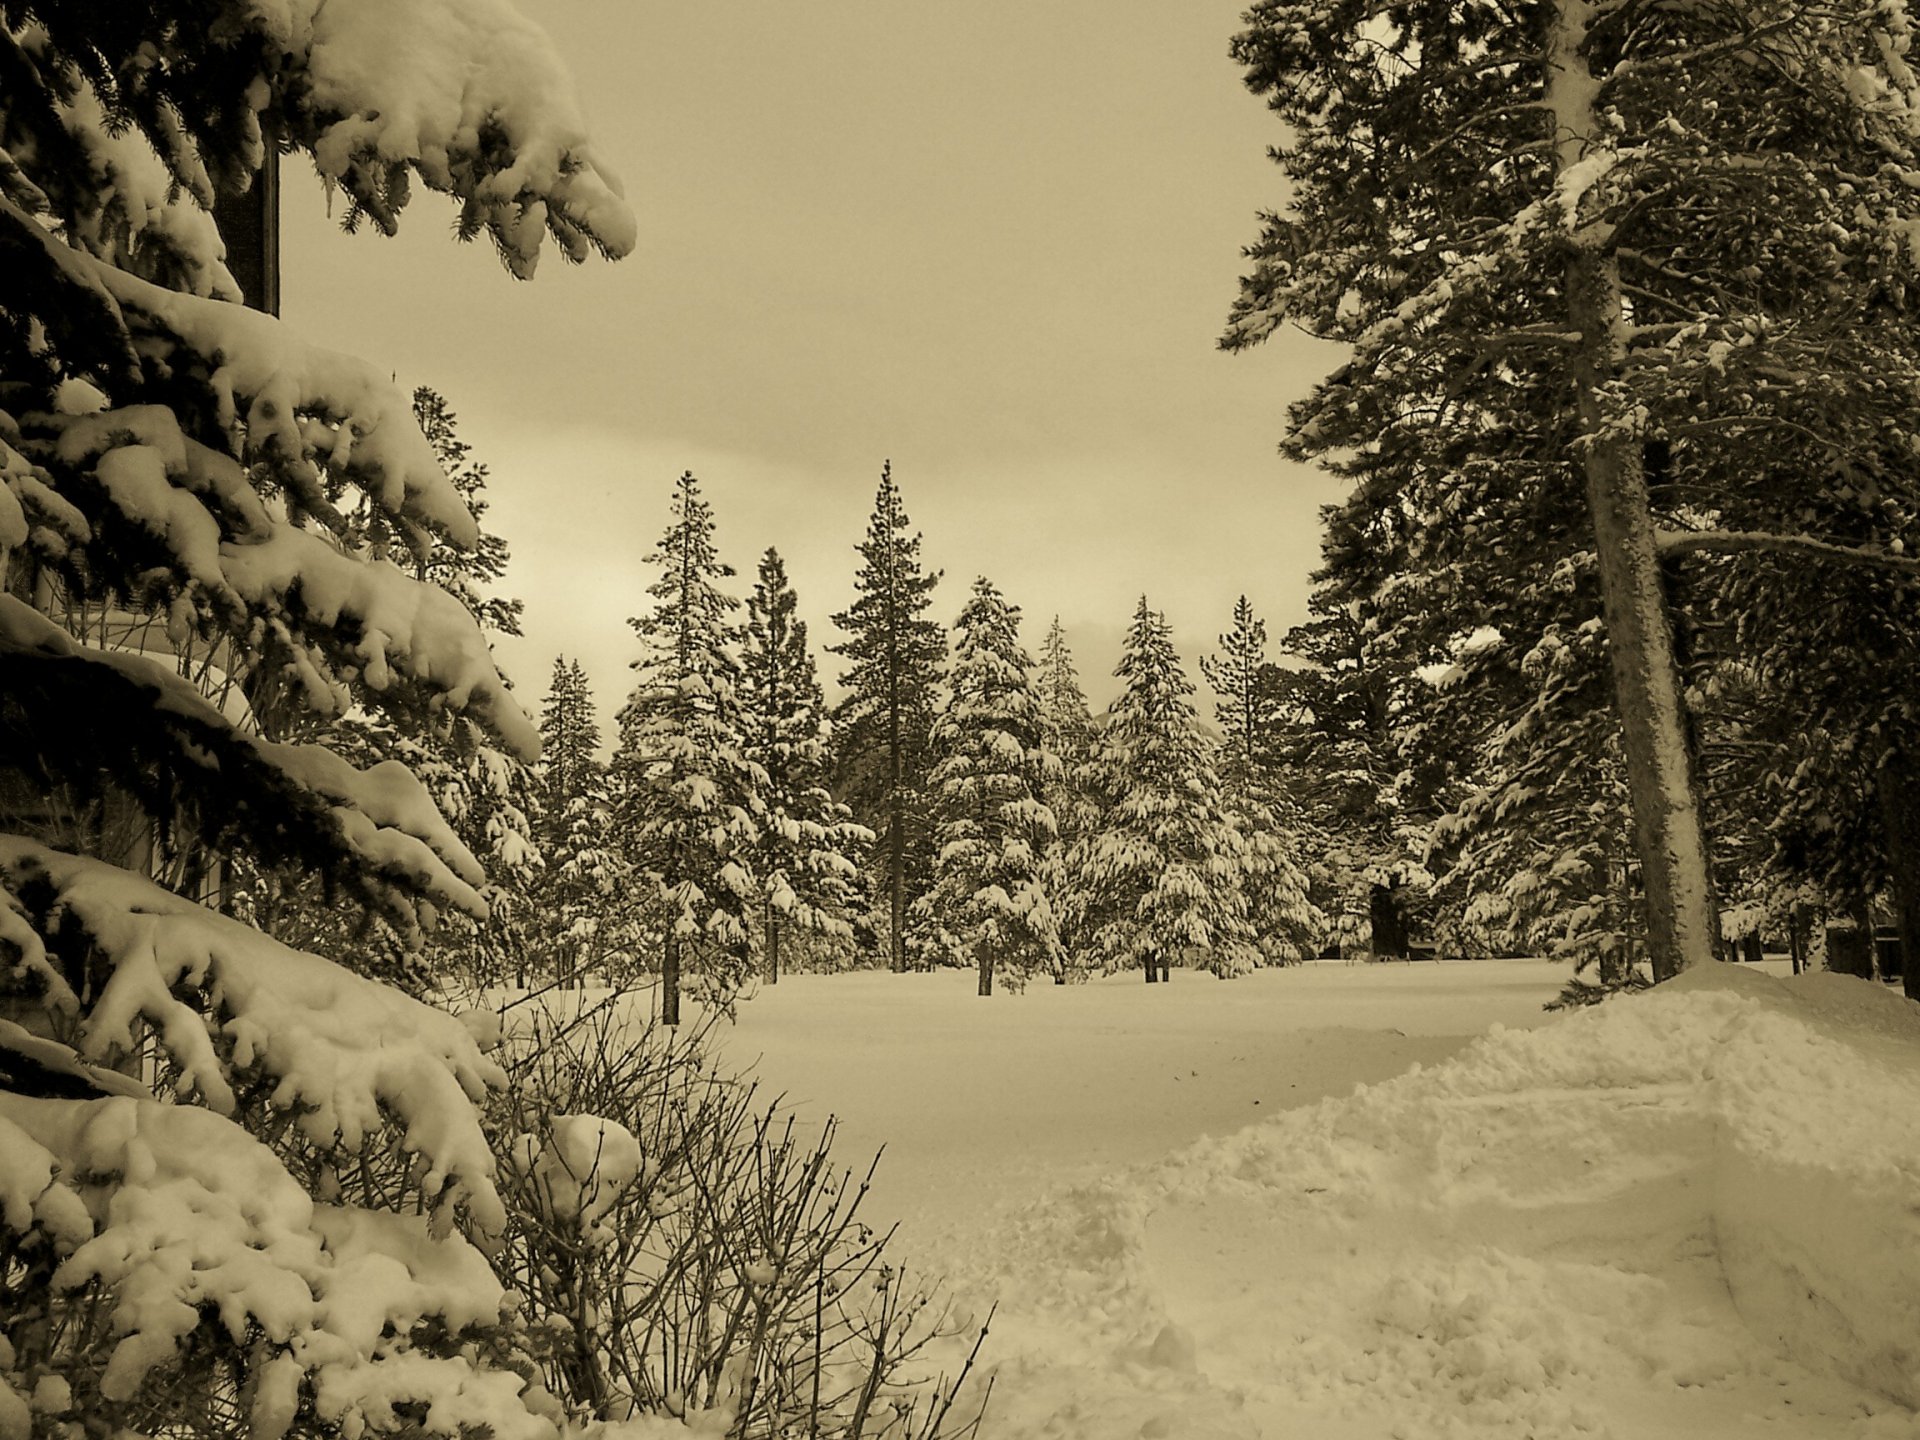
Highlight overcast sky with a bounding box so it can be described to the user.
[282,0,1344,729]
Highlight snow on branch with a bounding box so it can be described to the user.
[0,838,508,1234]
[69,249,482,547]
[258,0,638,274]
[0,1094,550,1440]
[0,595,489,926]
[11,397,539,759]
[1655,528,1920,576]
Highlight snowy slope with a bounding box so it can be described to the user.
[705,963,1920,1439]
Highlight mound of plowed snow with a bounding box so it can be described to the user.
[955,966,1920,1439]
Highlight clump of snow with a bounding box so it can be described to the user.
[512,1115,644,1245]
[249,0,637,272]
[0,839,507,1233]
[0,1094,547,1440]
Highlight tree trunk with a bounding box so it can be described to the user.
[978,947,994,996]
[662,932,681,1027]
[766,903,781,985]
[1739,933,1762,965]
[1877,751,1920,999]
[1550,2,1720,981]
[889,816,906,973]
[1369,883,1408,960]
[1144,954,1157,983]
[1827,919,1873,980]
[1788,903,1807,976]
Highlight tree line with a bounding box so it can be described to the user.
[515,461,1326,1014]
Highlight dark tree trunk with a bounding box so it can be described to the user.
[1158,954,1171,982]
[1549,14,1719,981]
[1739,933,1763,965]
[1788,904,1808,976]
[212,147,280,315]
[766,903,781,985]
[1369,883,1408,960]
[1144,954,1157,983]
[978,948,994,996]
[889,815,906,973]
[1826,919,1874,981]
[662,933,681,1026]
[1877,752,1920,999]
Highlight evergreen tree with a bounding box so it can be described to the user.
[1034,616,1096,977]
[1077,598,1260,981]
[740,548,868,981]
[830,461,945,972]
[914,579,1063,993]
[0,0,633,1428]
[1225,0,1920,978]
[1201,596,1278,788]
[614,473,762,1025]
[536,656,631,984]
[539,656,603,847]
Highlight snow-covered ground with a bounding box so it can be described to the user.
[692,960,1920,1440]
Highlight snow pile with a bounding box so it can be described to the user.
[956,965,1920,1439]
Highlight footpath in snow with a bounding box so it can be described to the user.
[715,961,1920,1440]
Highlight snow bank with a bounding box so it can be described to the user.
[960,965,1920,1438]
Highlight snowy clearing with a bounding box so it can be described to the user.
[680,961,1920,1440]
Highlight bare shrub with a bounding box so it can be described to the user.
[487,997,991,1438]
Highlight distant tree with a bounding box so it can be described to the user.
[411,386,524,638]
[830,461,945,971]
[536,656,632,985]
[1077,598,1259,981]
[1202,595,1279,787]
[614,473,762,1025]
[539,656,602,845]
[1034,616,1096,976]
[740,548,869,982]
[915,579,1063,993]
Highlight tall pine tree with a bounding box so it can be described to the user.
[615,473,762,1024]
[1201,596,1278,788]
[1034,616,1096,977]
[830,461,945,972]
[915,579,1063,993]
[740,548,868,981]
[1077,598,1260,981]
[537,656,630,985]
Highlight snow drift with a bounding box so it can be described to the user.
[960,965,1920,1439]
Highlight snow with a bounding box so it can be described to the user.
[682,961,1920,1438]
[0,839,507,1233]
[262,0,637,270]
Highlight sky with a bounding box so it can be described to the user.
[281,0,1346,726]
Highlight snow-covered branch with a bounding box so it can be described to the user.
[0,838,508,1233]
[1655,528,1920,576]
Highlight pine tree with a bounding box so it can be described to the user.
[740,548,868,981]
[536,656,631,984]
[915,579,1063,993]
[614,472,762,1025]
[830,461,945,972]
[1034,616,1096,977]
[540,656,602,847]
[1077,598,1260,981]
[0,0,632,1429]
[1223,1,1920,978]
[1201,596,1278,788]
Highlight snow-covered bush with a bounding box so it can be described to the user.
[488,1000,990,1438]
[1,0,632,1434]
